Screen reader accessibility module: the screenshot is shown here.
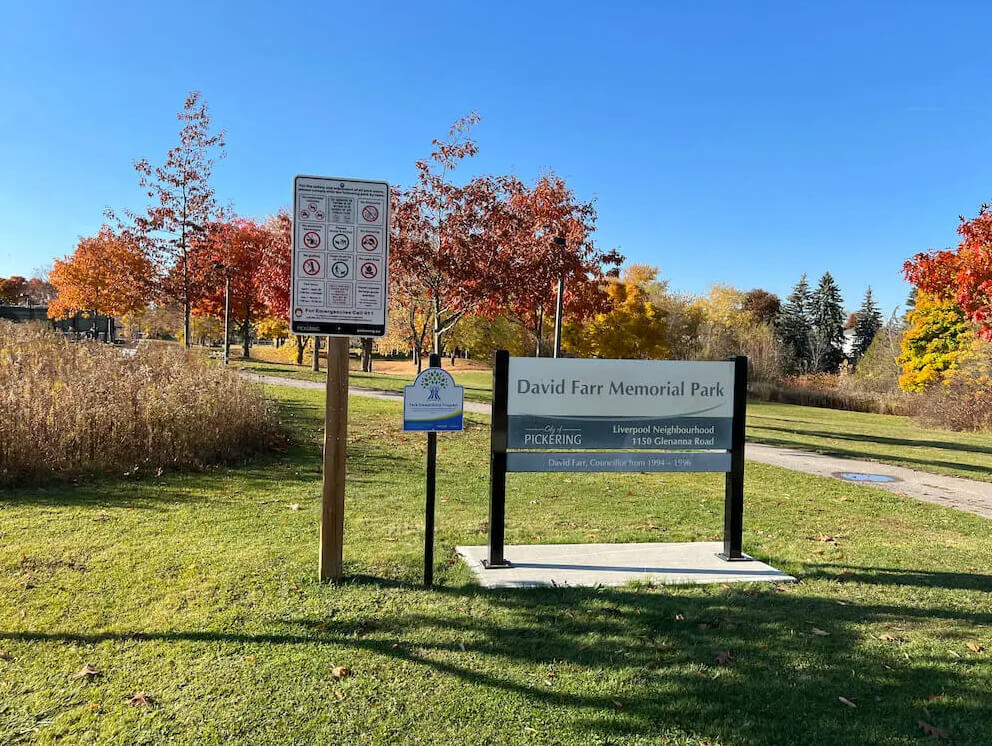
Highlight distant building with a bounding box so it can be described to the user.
[0,306,116,340]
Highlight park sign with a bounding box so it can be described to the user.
[486,352,749,568]
[507,358,734,452]
[403,367,465,432]
[290,175,389,337]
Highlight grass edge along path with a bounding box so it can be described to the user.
[1,384,990,744]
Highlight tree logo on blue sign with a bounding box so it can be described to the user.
[421,369,448,401]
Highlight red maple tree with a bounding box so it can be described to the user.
[904,202,992,340]
[390,113,521,365]
[192,218,275,358]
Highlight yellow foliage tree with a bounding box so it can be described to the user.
[563,277,668,359]
[898,293,976,392]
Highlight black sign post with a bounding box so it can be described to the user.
[424,353,441,586]
[485,350,511,568]
[485,351,749,568]
[719,355,748,560]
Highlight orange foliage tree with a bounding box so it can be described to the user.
[191,218,278,358]
[125,92,226,348]
[48,226,154,336]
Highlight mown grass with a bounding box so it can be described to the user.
[747,401,992,482]
[234,356,992,482]
[1,385,990,744]
[232,356,494,402]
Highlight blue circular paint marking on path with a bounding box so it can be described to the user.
[837,472,897,483]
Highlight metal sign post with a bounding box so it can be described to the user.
[403,356,465,587]
[486,352,749,568]
[289,175,390,583]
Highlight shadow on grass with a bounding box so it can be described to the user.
[4,572,990,745]
[746,434,992,479]
[752,424,992,458]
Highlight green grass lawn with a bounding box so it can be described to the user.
[2,385,990,744]
[234,356,992,482]
[232,357,494,403]
[747,400,992,482]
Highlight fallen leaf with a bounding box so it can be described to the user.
[775,584,791,592]
[331,666,351,680]
[838,696,857,708]
[127,692,150,707]
[335,689,344,700]
[698,622,712,630]
[721,583,732,590]
[713,650,732,666]
[926,694,944,701]
[612,700,623,708]
[879,634,904,643]
[72,664,100,679]
[949,650,962,658]
[85,702,101,711]
[917,720,950,740]
[244,656,256,662]
[674,614,685,621]
[966,641,984,653]
[287,503,300,510]
[812,628,830,637]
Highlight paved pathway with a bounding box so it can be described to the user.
[246,372,992,520]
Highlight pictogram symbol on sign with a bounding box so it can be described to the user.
[331,261,350,279]
[332,233,350,250]
[361,205,379,223]
[360,262,378,279]
[303,231,321,249]
[361,234,378,252]
[302,257,321,276]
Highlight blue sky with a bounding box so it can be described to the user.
[2,1,990,316]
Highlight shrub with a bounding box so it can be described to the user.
[915,376,992,431]
[749,374,913,415]
[0,322,283,486]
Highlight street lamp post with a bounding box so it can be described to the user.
[213,261,231,365]
[552,236,566,359]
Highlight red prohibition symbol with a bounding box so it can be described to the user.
[360,262,378,279]
[302,257,321,276]
[361,204,379,223]
[361,234,378,251]
[303,231,321,249]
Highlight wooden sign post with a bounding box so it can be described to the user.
[319,337,350,582]
[288,175,391,583]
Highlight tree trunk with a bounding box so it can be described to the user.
[361,338,373,372]
[296,336,306,365]
[242,318,251,359]
[312,335,321,372]
[414,346,422,373]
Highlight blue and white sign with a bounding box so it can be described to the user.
[403,368,464,431]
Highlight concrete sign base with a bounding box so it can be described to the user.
[456,542,795,589]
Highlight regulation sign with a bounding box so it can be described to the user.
[404,368,464,432]
[291,175,389,337]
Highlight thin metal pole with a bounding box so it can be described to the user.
[424,352,441,587]
[552,275,564,358]
[223,276,231,365]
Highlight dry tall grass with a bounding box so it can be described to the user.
[0,322,283,486]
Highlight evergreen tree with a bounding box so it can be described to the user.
[776,274,813,373]
[810,271,846,373]
[851,286,883,362]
